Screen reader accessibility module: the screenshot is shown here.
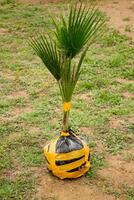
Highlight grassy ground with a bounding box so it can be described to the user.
[0,1,134,200]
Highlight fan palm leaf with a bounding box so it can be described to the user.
[58,46,88,102]
[29,35,62,81]
[52,2,105,58]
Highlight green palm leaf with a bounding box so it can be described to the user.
[29,35,62,81]
[58,46,88,102]
[52,2,106,58]
[29,2,105,102]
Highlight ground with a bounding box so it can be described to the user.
[0,0,134,200]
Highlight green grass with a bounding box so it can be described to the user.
[123,185,134,200]
[123,17,130,22]
[0,173,35,200]
[126,123,134,133]
[19,147,44,166]
[125,25,132,32]
[121,83,134,94]
[124,153,134,162]
[104,129,128,154]
[104,181,121,198]
[101,29,129,46]
[0,122,21,136]
[86,153,105,178]
[0,1,134,199]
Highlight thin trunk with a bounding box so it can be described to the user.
[62,111,69,132]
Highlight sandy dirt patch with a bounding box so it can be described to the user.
[17,0,134,40]
[99,0,134,40]
[6,90,29,99]
[34,168,116,200]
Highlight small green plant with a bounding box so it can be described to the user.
[126,123,134,133]
[95,90,122,106]
[102,29,128,46]
[105,129,127,154]
[104,181,121,198]
[123,185,134,200]
[20,147,44,166]
[29,2,106,132]
[86,153,105,178]
[125,25,132,32]
[121,67,134,79]
[108,54,124,68]
[123,17,130,22]
[0,0,15,5]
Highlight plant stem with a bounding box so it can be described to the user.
[63,111,69,132]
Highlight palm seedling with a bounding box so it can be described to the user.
[29,1,106,179]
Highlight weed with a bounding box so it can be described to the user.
[123,153,134,162]
[121,67,134,79]
[0,0,15,5]
[104,181,121,198]
[104,129,127,154]
[107,54,125,68]
[86,153,105,178]
[123,17,130,22]
[19,147,44,166]
[125,25,132,32]
[94,90,122,106]
[123,185,134,200]
[126,123,134,133]
[102,29,129,46]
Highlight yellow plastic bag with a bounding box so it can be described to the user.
[44,130,90,179]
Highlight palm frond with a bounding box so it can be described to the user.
[29,2,106,103]
[58,46,88,102]
[53,2,106,58]
[29,35,62,81]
